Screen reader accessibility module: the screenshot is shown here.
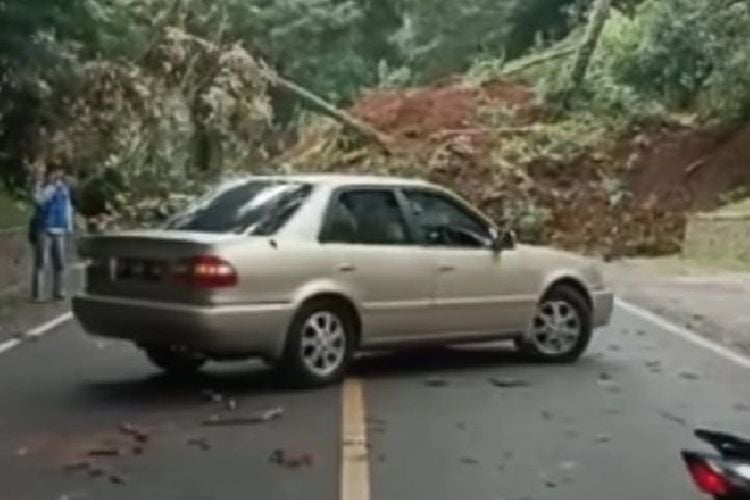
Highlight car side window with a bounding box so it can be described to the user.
[404,190,491,248]
[322,189,412,245]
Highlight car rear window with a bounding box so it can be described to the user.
[165,179,313,235]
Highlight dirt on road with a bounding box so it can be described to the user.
[606,258,750,355]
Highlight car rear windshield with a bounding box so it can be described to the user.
[164,179,313,235]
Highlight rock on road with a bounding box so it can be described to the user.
[1,304,750,500]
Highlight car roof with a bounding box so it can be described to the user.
[246,174,432,188]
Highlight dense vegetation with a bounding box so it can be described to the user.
[1,0,748,230]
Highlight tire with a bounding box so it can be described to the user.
[279,298,356,387]
[143,345,207,376]
[516,285,593,363]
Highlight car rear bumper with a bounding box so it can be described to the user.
[592,288,614,328]
[72,294,293,360]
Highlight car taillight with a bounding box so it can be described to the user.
[685,457,731,497]
[172,255,238,288]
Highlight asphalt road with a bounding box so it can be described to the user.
[2,303,750,500]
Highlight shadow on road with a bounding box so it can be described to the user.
[78,344,604,409]
[351,344,535,379]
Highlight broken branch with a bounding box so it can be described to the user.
[261,66,394,154]
[500,45,580,77]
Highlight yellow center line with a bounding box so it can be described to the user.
[340,378,371,500]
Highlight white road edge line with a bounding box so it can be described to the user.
[0,311,73,355]
[616,298,750,370]
[25,312,73,339]
[0,338,22,355]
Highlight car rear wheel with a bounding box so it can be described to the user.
[143,345,207,376]
[280,299,355,387]
[516,285,593,363]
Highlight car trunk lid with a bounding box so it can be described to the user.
[79,230,246,303]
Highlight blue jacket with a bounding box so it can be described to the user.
[35,182,73,233]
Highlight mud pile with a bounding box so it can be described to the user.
[286,79,750,256]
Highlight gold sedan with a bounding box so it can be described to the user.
[73,175,613,386]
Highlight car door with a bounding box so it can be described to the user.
[402,188,536,336]
[319,187,436,342]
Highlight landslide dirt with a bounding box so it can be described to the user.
[289,79,750,256]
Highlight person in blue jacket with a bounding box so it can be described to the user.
[30,164,74,301]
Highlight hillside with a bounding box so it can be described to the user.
[285,80,750,257]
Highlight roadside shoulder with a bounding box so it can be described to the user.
[605,258,750,355]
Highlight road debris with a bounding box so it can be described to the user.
[269,448,314,468]
[225,399,238,412]
[541,410,553,421]
[659,410,687,426]
[645,360,662,373]
[109,473,127,485]
[118,423,149,443]
[187,437,212,451]
[62,461,91,473]
[15,446,29,457]
[489,377,530,388]
[598,371,613,381]
[679,370,701,381]
[424,378,449,387]
[636,329,646,336]
[203,407,284,427]
[87,467,107,478]
[594,433,612,444]
[460,456,479,465]
[87,447,122,457]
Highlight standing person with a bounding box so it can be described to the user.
[31,163,74,302]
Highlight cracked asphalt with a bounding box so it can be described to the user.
[1,302,750,500]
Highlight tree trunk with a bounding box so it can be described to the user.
[264,70,394,153]
[500,45,579,77]
[569,0,611,88]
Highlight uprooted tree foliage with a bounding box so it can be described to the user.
[2,0,750,253]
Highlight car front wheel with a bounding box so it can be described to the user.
[280,299,355,387]
[143,345,207,376]
[516,285,593,363]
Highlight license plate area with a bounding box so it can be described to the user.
[116,258,166,282]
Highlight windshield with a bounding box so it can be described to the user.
[164,179,313,235]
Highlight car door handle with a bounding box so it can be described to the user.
[337,263,356,272]
[438,264,455,272]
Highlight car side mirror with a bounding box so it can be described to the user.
[490,229,516,253]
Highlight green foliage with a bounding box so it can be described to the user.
[0,188,28,230]
[390,0,578,83]
[591,0,750,122]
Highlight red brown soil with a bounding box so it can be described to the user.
[351,80,537,144]
[346,81,750,254]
